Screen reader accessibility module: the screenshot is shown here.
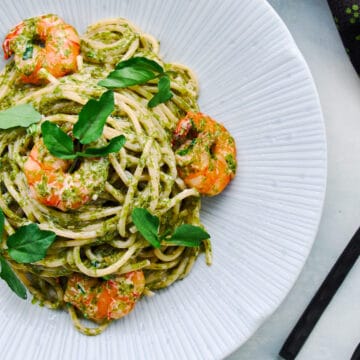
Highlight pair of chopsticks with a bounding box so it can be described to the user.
[279,227,360,359]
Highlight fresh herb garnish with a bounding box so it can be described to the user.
[98,57,173,108]
[42,121,126,160]
[0,209,57,299]
[98,57,163,88]
[132,207,161,248]
[99,68,156,88]
[116,57,164,73]
[7,223,57,263]
[131,207,210,248]
[78,135,126,157]
[0,212,25,298]
[73,90,114,144]
[41,121,76,159]
[41,90,126,160]
[148,75,173,108]
[0,255,27,299]
[164,224,209,247]
[0,104,41,129]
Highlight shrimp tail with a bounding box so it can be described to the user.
[2,22,24,59]
[171,115,198,148]
[2,40,12,59]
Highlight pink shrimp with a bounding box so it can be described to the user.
[2,14,80,84]
[23,138,108,211]
[172,112,237,196]
[64,271,145,321]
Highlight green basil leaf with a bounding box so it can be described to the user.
[0,104,41,129]
[73,90,115,144]
[148,75,173,108]
[98,68,156,89]
[41,121,76,159]
[98,57,170,108]
[115,57,164,74]
[78,135,126,157]
[0,255,27,299]
[131,208,161,248]
[166,224,210,247]
[7,223,56,263]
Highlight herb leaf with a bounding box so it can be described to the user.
[98,57,164,89]
[0,255,27,299]
[0,104,41,129]
[73,90,115,144]
[132,207,210,249]
[148,75,173,108]
[41,121,76,159]
[41,122,125,160]
[99,56,173,108]
[98,68,156,89]
[116,57,164,73]
[78,135,126,157]
[131,208,161,248]
[166,224,210,247]
[7,223,56,263]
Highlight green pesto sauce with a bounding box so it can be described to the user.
[225,154,237,173]
[0,21,207,243]
[91,31,122,44]
[80,24,138,64]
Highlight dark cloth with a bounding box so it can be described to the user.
[327,0,360,74]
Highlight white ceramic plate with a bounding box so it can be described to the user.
[0,0,327,359]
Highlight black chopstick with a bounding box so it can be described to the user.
[279,227,360,360]
[351,342,360,360]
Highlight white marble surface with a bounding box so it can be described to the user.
[229,0,360,359]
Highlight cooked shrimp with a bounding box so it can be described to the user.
[2,14,80,84]
[23,138,109,211]
[64,271,145,321]
[172,112,237,196]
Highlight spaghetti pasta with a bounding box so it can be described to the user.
[0,17,213,334]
